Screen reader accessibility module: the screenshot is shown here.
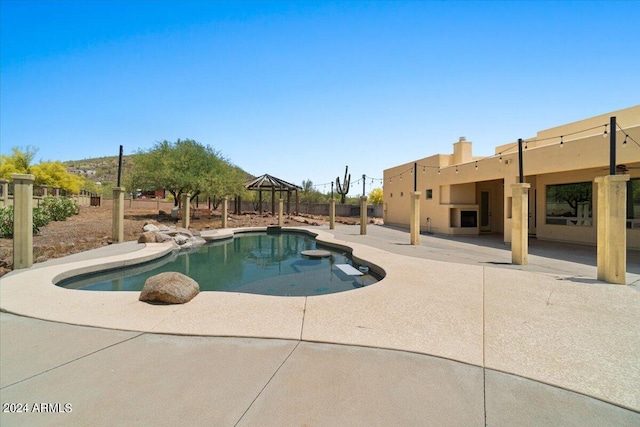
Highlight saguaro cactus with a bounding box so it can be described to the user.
[335,165,351,203]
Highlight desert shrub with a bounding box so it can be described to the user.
[32,207,51,234]
[40,196,79,221]
[0,206,12,237]
[0,206,51,237]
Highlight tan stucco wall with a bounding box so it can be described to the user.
[495,105,640,153]
[383,106,640,248]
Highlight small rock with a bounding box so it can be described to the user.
[173,234,189,245]
[175,227,193,237]
[138,231,157,243]
[139,272,199,304]
[156,232,173,242]
[143,223,160,232]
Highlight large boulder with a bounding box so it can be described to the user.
[139,272,200,304]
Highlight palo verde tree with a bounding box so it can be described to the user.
[0,146,38,177]
[368,188,383,205]
[31,161,85,194]
[131,139,243,207]
[1,146,84,193]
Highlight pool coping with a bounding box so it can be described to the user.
[1,226,639,412]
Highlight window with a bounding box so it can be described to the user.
[628,178,640,229]
[546,182,592,226]
[425,189,433,199]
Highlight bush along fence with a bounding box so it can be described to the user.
[0,196,79,238]
[0,176,85,239]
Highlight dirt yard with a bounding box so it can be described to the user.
[0,204,376,276]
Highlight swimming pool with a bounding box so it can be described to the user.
[58,231,380,296]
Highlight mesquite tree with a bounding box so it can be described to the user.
[131,139,243,207]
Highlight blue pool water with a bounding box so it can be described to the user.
[58,232,380,296]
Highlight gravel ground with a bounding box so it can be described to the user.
[0,204,372,276]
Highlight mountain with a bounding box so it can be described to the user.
[62,155,134,185]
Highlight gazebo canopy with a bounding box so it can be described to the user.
[245,174,302,214]
[245,174,302,192]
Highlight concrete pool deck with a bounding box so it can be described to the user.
[1,224,639,425]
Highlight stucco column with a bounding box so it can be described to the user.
[0,179,8,208]
[596,175,629,285]
[329,198,336,230]
[181,193,191,229]
[278,198,284,227]
[511,183,530,265]
[11,174,34,269]
[112,187,125,243]
[53,187,60,197]
[360,196,368,235]
[410,191,421,245]
[222,197,228,228]
[41,185,48,197]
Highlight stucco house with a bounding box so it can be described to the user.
[383,105,640,249]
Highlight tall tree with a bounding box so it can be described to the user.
[1,147,84,193]
[0,146,39,176]
[131,139,243,207]
[31,161,85,193]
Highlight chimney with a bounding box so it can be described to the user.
[453,136,472,164]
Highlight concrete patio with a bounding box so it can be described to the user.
[1,224,639,426]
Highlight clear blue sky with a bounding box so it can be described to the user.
[2,0,639,194]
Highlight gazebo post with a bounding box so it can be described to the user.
[258,190,262,214]
[271,188,275,215]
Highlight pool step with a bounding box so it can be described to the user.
[335,264,363,276]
